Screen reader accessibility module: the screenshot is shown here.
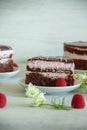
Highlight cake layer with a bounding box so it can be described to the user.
[0,45,12,50]
[25,72,74,86]
[72,59,87,70]
[27,56,74,72]
[0,45,13,58]
[64,41,87,55]
[64,41,87,70]
[64,41,87,47]
[0,58,12,64]
[25,56,75,86]
[64,51,87,60]
[0,60,13,72]
[26,70,72,79]
[0,45,14,72]
[0,50,13,59]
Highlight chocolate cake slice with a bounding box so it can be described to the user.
[64,41,87,70]
[25,56,75,86]
[0,45,13,72]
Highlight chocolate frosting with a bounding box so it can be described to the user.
[0,45,12,51]
[64,41,87,48]
[28,56,73,63]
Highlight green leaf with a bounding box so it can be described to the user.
[50,97,72,110]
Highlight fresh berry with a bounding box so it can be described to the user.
[25,78,30,84]
[56,78,67,87]
[0,93,7,108]
[13,63,18,67]
[71,93,85,109]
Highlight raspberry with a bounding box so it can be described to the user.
[56,78,67,87]
[0,93,7,108]
[25,78,30,84]
[13,63,18,67]
[71,93,85,109]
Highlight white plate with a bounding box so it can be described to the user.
[0,67,20,78]
[19,78,81,94]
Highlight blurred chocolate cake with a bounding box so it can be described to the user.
[0,45,13,72]
[25,56,75,86]
[64,41,87,70]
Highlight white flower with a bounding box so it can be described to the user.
[25,83,40,98]
[82,74,87,80]
[31,92,47,107]
[75,73,87,81]
[25,83,47,107]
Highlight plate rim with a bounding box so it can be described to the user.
[0,66,20,78]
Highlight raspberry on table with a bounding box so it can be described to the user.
[71,93,85,109]
[0,93,7,108]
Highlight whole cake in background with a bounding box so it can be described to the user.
[25,56,75,86]
[0,45,13,72]
[64,41,87,70]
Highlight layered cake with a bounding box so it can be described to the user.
[25,56,75,86]
[0,45,13,72]
[64,41,87,70]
